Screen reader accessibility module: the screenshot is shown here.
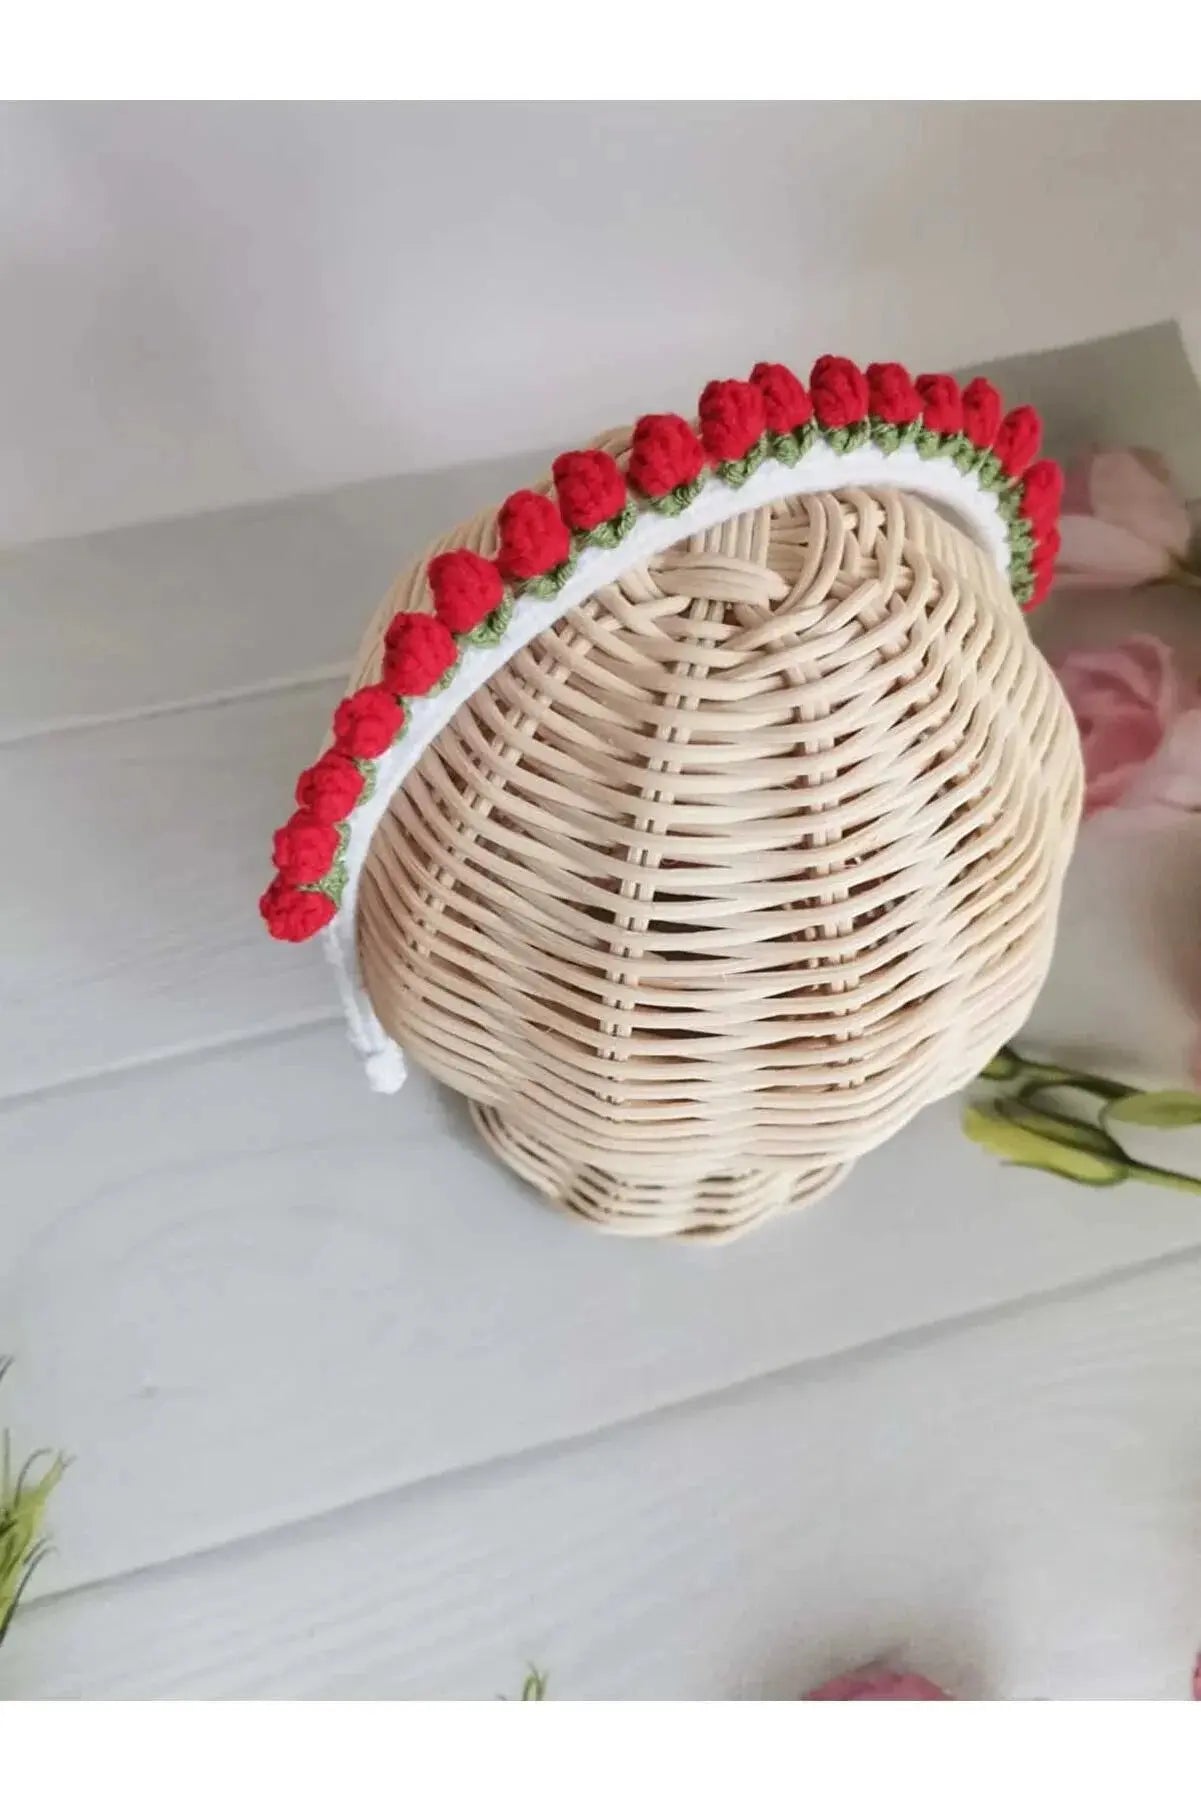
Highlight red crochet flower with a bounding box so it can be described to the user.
[496,489,572,581]
[382,612,457,696]
[1022,521,1062,609]
[259,876,337,943]
[272,809,340,885]
[552,449,627,532]
[1030,560,1056,608]
[332,683,405,759]
[961,377,1003,450]
[295,749,365,824]
[749,362,813,434]
[698,379,766,463]
[627,413,708,499]
[809,356,869,430]
[915,373,963,436]
[993,406,1043,479]
[1019,458,1066,529]
[428,550,503,634]
[866,361,922,426]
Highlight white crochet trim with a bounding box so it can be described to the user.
[323,443,1011,1092]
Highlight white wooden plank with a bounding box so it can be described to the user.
[7,1014,1201,1605]
[0,453,537,738]
[9,1251,1201,1700]
[0,684,341,1097]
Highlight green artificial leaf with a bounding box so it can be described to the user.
[996,1098,1122,1158]
[1103,1090,1201,1129]
[1,1359,67,1649]
[962,1105,1128,1187]
[1013,1062,1085,1092]
[978,1045,1081,1091]
[1,1440,65,1647]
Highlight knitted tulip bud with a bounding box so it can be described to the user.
[382,612,457,696]
[552,449,628,532]
[961,377,1003,450]
[272,810,340,885]
[295,749,366,824]
[259,877,337,942]
[749,362,813,434]
[993,406,1043,480]
[915,373,963,436]
[428,550,504,634]
[496,489,572,581]
[866,361,922,426]
[698,379,767,462]
[809,356,869,429]
[1020,459,1066,529]
[332,684,405,758]
[627,413,708,499]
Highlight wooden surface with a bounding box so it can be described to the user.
[3,474,1201,1699]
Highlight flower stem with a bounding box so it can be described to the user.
[968,1044,1201,1198]
[1123,1158,1201,1197]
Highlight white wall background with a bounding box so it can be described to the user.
[2,100,1200,545]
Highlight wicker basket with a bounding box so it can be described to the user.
[347,464,1081,1239]
[261,359,1082,1240]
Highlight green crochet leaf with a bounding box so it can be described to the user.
[934,431,968,464]
[351,756,377,803]
[649,475,707,518]
[307,858,349,907]
[913,427,946,460]
[580,500,638,551]
[464,598,515,647]
[519,553,579,600]
[872,417,923,453]
[793,422,818,459]
[823,421,872,454]
[1009,549,1034,588]
[717,438,768,488]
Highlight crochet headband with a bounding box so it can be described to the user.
[259,356,1064,1093]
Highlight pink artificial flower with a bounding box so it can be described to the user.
[1053,635,1184,818]
[1193,1651,1201,1700]
[805,1664,952,1701]
[1119,709,1201,812]
[1055,447,1195,590]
